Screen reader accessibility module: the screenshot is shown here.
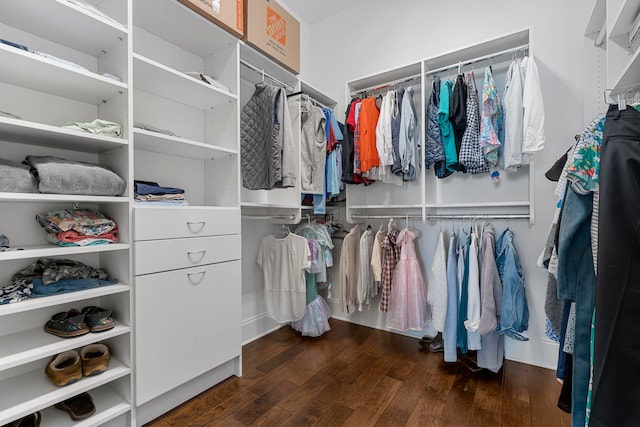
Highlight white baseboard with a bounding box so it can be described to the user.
[241,312,284,345]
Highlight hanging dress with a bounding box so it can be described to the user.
[480,66,503,169]
[386,228,427,331]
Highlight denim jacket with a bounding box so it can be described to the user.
[495,229,529,340]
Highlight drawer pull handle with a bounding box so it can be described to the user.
[187,250,207,255]
[187,270,206,284]
[186,221,206,233]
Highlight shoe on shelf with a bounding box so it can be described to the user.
[54,392,96,421]
[45,350,82,386]
[80,343,110,377]
[1,411,41,427]
[81,306,115,332]
[44,309,89,338]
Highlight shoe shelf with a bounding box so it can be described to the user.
[40,384,130,427]
[1,0,127,56]
[0,244,130,262]
[0,45,128,106]
[133,54,236,111]
[0,117,128,153]
[0,284,129,318]
[0,323,129,372]
[133,129,237,160]
[0,357,129,425]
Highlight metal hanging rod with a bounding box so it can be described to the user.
[424,44,529,77]
[287,91,331,110]
[350,44,529,97]
[349,214,530,220]
[241,214,296,220]
[350,73,422,97]
[240,59,295,92]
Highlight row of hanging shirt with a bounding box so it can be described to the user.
[425,56,545,181]
[537,99,640,427]
[257,220,335,337]
[342,86,420,186]
[339,217,529,373]
[341,55,546,187]
[298,94,345,215]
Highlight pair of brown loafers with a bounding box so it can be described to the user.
[44,343,110,387]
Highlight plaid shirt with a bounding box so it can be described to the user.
[379,228,400,312]
[460,71,490,174]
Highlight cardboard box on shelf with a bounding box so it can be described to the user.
[243,0,300,74]
[178,0,244,38]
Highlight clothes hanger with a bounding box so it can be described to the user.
[276,223,290,238]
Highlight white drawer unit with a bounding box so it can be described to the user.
[134,207,241,241]
[135,234,241,275]
[134,260,241,405]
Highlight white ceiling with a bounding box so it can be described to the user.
[278,0,363,24]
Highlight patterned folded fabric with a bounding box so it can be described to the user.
[12,258,110,285]
[36,209,117,236]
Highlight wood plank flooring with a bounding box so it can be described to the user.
[146,319,571,427]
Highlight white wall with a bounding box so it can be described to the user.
[299,0,592,369]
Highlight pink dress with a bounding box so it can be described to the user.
[386,228,427,331]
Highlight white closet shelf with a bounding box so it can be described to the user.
[424,201,531,208]
[241,202,300,209]
[134,0,233,58]
[1,0,127,56]
[348,204,423,210]
[0,284,129,318]
[585,0,606,38]
[610,0,640,42]
[133,54,237,110]
[0,357,129,426]
[0,193,128,204]
[39,385,130,427]
[0,244,130,262]
[0,117,128,153]
[611,47,640,92]
[134,129,237,160]
[0,45,128,106]
[239,42,299,90]
[0,323,130,372]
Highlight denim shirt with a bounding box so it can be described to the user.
[495,229,529,340]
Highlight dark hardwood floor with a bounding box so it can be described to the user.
[146,319,571,427]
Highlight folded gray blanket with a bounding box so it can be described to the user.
[25,155,126,196]
[0,158,38,193]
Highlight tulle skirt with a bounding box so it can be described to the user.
[290,295,331,337]
[386,260,427,331]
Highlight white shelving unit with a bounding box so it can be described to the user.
[345,29,534,224]
[131,1,242,425]
[584,0,640,105]
[0,0,132,425]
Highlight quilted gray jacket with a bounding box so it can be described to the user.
[241,83,294,190]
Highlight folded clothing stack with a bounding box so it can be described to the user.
[36,209,119,247]
[134,180,188,206]
[24,155,126,196]
[1,258,117,304]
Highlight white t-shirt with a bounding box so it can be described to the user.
[257,233,310,323]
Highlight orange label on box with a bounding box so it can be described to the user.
[266,6,286,46]
[237,0,243,31]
